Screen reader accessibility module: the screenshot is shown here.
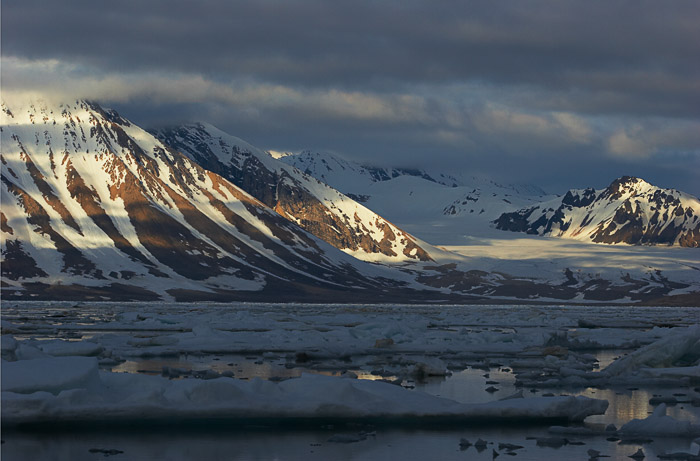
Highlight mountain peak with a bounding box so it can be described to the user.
[2,98,421,300]
[495,176,700,247]
[152,123,434,263]
[601,176,652,200]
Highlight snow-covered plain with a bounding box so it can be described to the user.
[436,235,700,289]
[2,302,699,460]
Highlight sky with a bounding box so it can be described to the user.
[2,0,700,196]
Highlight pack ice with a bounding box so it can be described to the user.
[1,355,607,426]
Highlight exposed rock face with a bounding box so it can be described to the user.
[495,176,700,247]
[1,240,48,280]
[152,123,431,262]
[1,100,400,299]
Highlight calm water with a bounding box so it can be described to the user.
[5,354,698,460]
[2,302,699,460]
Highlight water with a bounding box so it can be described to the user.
[3,425,697,460]
[2,302,699,460]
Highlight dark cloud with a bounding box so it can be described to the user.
[4,1,699,110]
[2,0,700,195]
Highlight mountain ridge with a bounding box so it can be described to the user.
[2,99,698,304]
[151,123,433,263]
[494,176,700,247]
[280,149,549,197]
[275,149,552,243]
[1,99,419,301]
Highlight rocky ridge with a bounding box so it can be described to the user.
[0,100,411,301]
[2,100,698,304]
[495,176,700,247]
[152,124,432,263]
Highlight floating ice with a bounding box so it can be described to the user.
[1,335,18,359]
[2,356,100,394]
[604,326,700,377]
[37,339,103,357]
[619,404,700,437]
[410,357,449,377]
[1,359,608,426]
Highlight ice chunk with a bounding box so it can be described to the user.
[620,404,700,437]
[37,340,103,357]
[411,357,449,377]
[474,438,488,448]
[1,368,608,426]
[499,390,524,401]
[2,356,99,394]
[459,438,472,448]
[604,326,700,377]
[498,443,523,451]
[327,434,366,443]
[14,344,49,361]
[1,336,18,361]
[640,365,700,380]
[1,335,18,352]
[657,451,700,460]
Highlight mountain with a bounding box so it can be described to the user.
[277,151,699,303]
[2,100,697,305]
[151,124,432,263]
[494,176,700,247]
[279,149,467,193]
[280,149,548,197]
[0,100,419,301]
[277,150,551,243]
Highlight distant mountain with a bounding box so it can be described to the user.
[281,150,548,196]
[152,125,432,263]
[494,176,700,247]
[0,100,412,301]
[280,149,465,192]
[278,150,551,243]
[2,100,697,304]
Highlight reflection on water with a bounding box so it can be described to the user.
[413,368,518,404]
[110,354,401,382]
[578,387,699,427]
[107,352,700,431]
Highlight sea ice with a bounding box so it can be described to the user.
[2,356,100,394]
[37,339,103,357]
[604,326,700,377]
[619,404,700,437]
[1,358,608,426]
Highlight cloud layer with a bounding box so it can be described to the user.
[2,0,699,194]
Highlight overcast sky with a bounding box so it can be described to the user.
[3,0,699,195]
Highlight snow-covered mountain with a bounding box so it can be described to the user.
[278,150,552,243]
[280,149,466,193]
[281,149,547,197]
[494,176,700,247]
[151,125,432,263]
[0,100,415,301]
[2,100,697,304]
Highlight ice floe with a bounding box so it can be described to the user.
[2,301,699,450]
[1,357,607,427]
[620,404,700,437]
